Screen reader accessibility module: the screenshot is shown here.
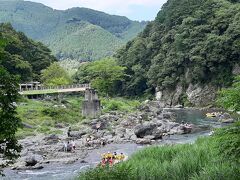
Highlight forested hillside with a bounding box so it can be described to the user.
[0,0,146,61]
[0,23,56,82]
[115,0,240,106]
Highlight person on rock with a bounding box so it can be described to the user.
[113,152,117,159]
[67,127,72,137]
[67,141,72,152]
[120,153,125,161]
[63,141,67,152]
[71,140,76,152]
[96,123,101,132]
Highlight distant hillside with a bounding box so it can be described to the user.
[0,23,56,82]
[115,0,240,106]
[0,0,147,61]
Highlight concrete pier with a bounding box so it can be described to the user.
[82,89,101,118]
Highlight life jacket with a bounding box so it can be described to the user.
[116,154,122,160]
[120,154,125,160]
[106,153,113,159]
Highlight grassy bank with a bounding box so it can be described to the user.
[16,96,85,138]
[101,98,141,113]
[16,96,141,139]
[78,122,240,180]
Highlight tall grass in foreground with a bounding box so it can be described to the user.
[78,122,240,180]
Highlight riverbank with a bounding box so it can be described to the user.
[1,98,236,179]
[78,122,240,180]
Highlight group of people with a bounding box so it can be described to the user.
[63,140,76,152]
[100,152,126,167]
[206,112,223,118]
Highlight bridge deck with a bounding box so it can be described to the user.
[19,84,90,95]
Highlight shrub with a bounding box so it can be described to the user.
[213,121,240,163]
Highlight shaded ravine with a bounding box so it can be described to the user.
[3,109,225,180]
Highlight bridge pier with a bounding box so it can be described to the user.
[82,89,101,118]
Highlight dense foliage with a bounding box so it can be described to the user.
[115,0,240,96]
[0,1,146,61]
[41,62,72,86]
[0,23,56,82]
[74,58,126,96]
[217,75,240,111]
[79,122,240,180]
[0,67,21,173]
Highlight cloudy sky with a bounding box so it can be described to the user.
[27,0,167,20]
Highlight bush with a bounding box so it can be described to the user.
[101,98,141,112]
[213,121,240,163]
[80,164,134,180]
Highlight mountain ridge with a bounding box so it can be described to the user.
[0,0,147,61]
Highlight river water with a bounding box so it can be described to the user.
[2,109,225,180]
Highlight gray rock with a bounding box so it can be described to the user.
[144,135,156,140]
[181,126,192,134]
[69,131,85,139]
[232,64,240,75]
[136,138,152,145]
[151,129,163,140]
[186,83,217,107]
[55,123,65,128]
[25,154,43,166]
[43,134,60,144]
[220,119,234,123]
[162,111,176,120]
[174,104,183,108]
[134,123,157,138]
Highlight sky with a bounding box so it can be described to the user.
[26,0,168,21]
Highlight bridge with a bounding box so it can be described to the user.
[19,84,91,95]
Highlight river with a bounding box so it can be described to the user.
[2,109,225,180]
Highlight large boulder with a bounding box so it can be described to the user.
[134,123,157,138]
[43,134,60,145]
[151,128,163,140]
[69,131,86,139]
[25,154,43,166]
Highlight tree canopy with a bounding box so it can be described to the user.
[0,23,56,82]
[41,62,72,86]
[74,58,126,96]
[0,66,21,173]
[115,0,240,96]
[217,75,240,111]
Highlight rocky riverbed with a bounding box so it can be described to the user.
[1,101,232,179]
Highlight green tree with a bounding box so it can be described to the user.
[0,67,21,174]
[74,58,126,96]
[0,23,56,82]
[41,62,72,86]
[217,75,240,111]
[115,0,240,98]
